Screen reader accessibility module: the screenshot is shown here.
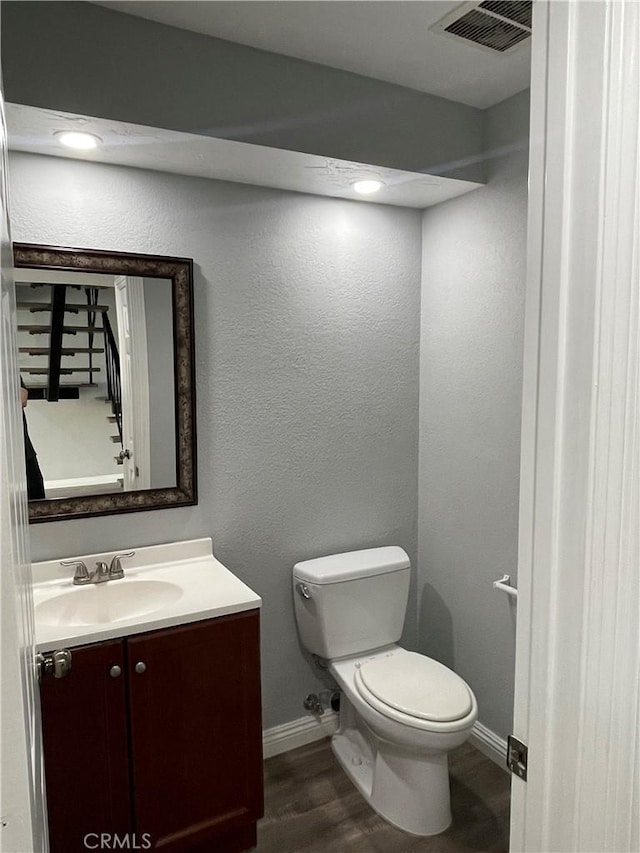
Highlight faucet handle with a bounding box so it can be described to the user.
[61,560,89,583]
[109,551,135,578]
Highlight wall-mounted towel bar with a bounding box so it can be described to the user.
[493,574,518,599]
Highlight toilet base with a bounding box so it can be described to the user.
[331,699,452,836]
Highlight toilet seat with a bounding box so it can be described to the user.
[354,649,474,732]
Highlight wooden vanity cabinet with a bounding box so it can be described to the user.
[40,610,263,853]
[40,639,131,850]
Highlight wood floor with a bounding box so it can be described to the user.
[256,739,510,853]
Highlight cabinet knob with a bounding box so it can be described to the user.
[109,665,122,678]
[135,661,146,674]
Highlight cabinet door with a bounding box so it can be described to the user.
[40,639,131,853]
[127,610,263,852]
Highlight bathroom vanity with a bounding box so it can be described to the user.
[34,539,263,853]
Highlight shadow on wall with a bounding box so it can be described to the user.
[418,583,455,669]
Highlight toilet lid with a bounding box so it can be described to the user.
[357,651,473,723]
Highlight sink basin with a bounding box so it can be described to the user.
[36,579,183,627]
[32,538,262,649]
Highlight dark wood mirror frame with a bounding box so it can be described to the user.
[14,243,197,523]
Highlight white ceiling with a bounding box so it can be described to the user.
[7,104,483,209]
[93,1,531,109]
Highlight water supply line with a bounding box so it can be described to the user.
[303,694,324,715]
[303,689,341,716]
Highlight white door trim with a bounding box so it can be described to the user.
[114,275,151,490]
[511,2,640,851]
[0,88,44,853]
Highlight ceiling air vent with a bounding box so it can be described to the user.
[431,1,532,55]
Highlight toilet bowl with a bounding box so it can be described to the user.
[293,546,478,836]
[330,646,477,835]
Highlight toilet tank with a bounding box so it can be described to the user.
[293,546,411,660]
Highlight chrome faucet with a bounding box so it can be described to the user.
[108,551,134,580]
[62,551,135,586]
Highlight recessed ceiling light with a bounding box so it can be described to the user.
[55,131,102,150]
[352,179,384,195]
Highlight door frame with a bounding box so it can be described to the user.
[114,275,151,490]
[0,86,45,853]
[511,1,639,850]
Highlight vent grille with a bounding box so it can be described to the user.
[445,9,529,52]
[432,1,532,55]
[479,1,532,29]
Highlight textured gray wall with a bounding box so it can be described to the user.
[418,91,529,739]
[10,151,421,729]
[2,1,484,181]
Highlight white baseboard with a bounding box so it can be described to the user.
[470,721,509,772]
[263,711,339,759]
[263,713,508,773]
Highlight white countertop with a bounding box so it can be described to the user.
[33,538,261,652]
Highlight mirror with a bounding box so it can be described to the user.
[14,243,197,523]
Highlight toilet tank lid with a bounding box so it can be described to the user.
[293,546,410,584]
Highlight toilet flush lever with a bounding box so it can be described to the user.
[296,583,312,600]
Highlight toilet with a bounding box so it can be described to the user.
[293,545,478,836]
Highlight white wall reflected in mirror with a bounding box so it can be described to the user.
[16,267,175,500]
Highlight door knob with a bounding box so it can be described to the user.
[134,661,146,674]
[110,665,122,678]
